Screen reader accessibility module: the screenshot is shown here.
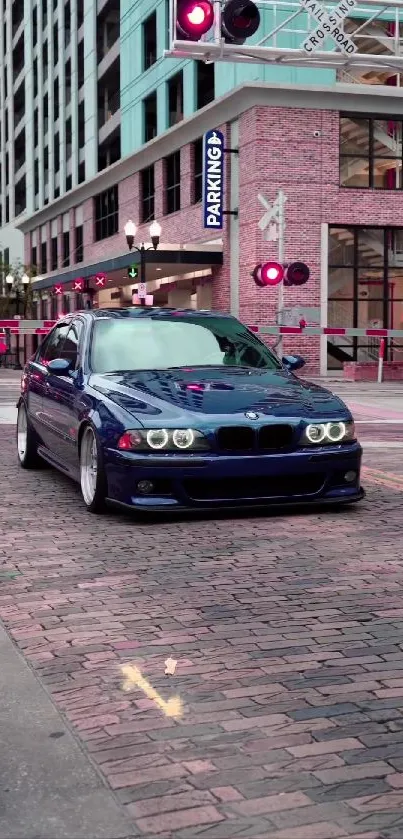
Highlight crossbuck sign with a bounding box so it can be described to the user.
[300,0,358,55]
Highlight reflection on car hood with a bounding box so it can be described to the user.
[90,367,350,423]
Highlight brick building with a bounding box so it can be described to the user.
[17,82,403,376]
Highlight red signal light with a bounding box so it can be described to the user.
[95,273,107,288]
[73,278,84,292]
[285,262,310,287]
[177,0,214,39]
[252,262,284,287]
[53,284,63,295]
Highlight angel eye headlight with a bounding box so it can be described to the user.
[146,429,169,449]
[306,423,326,443]
[172,429,194,449]
[301,421,355,446]
[327,421,346,442]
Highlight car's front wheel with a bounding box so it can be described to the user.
[79,425,107,513]
[16,402,43,469]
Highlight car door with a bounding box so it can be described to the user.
[26,323,70,444]
[41,319,85,470]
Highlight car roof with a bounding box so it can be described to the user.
[88,307,235,320]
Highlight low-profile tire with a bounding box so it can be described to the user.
[79,425,107,513]
[16,402,43,469]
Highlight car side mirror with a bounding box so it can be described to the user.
[282,354,306,372]
[47,358,71,375]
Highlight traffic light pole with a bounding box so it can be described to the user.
[276,189,286,358]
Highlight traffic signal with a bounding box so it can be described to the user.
[73,278,84,292]
[221,0,260,44]
[176,0,259,43]
[95,273,107,288]
[128,265,138,280]
[53,284,63,295]
[284,262,310,287]
[252,262,284,287]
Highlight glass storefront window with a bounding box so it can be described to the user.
[328,225,403,368]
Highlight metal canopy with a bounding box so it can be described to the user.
[166,0,403,74]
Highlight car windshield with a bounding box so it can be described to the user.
[90,314,282,374]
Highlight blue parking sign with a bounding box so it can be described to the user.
[203,129,224,230]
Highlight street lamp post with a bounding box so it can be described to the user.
[6,271,31,369]
[124,220,162,294]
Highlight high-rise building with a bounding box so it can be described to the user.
[0,0,120,267]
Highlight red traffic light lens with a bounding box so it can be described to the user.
[53,284,63,295]
[177,0,214,39]
[222,0,260,43]
[285,262,310,286]
[253,262,284,287]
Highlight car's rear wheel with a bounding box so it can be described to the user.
[79,425,107,513]
[17,402,43,469]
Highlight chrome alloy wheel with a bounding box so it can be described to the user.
[17,404,28,463]
[80,427,98,506]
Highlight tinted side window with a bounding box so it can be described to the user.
[60,320,83,367]
[38,324,70,363]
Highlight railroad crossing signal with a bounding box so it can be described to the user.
[176,0,260,43]
[300,0,358,55]
[128,265,138,279]
[258,192,287,240]
[252,261,310,288]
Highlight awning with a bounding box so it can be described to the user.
[33,247,223,291]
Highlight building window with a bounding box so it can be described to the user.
[328,225,403,368]
[54,133,60,171]
[167,71,183,128]
[196,61,215,110]
[31,245,37,270]
[43,93,49,136]
[75,225,83,263]
[34,160,39,194]
[33,58,38,98]
[143,12,157,70]
[340,114,403,189]
[193,138,203,203]
[94,185,118,241]
[63,231,70,266]
[165,150,180,214]
[143,91,157,143]
[41,241,47,274]
[51,237,58,271]
[140,165,155,223]
[53,78,59,121]
[32,6,38,46]
[53,21,58,56]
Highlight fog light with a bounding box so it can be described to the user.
[344,470,357,483]
[137,480,155,495]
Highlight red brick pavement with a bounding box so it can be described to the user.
[3,425,403,837]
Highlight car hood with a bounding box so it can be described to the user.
[89,367,350,425]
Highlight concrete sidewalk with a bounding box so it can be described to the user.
[0,625,135,839]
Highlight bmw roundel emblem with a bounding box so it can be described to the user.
[245,411,259,420]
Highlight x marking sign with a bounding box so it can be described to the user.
[300,0,357,55]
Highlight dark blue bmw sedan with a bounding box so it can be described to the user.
[16,307,364,514]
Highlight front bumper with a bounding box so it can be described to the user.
[104,442,364,512]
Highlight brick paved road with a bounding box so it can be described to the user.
[4,379,403,837]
